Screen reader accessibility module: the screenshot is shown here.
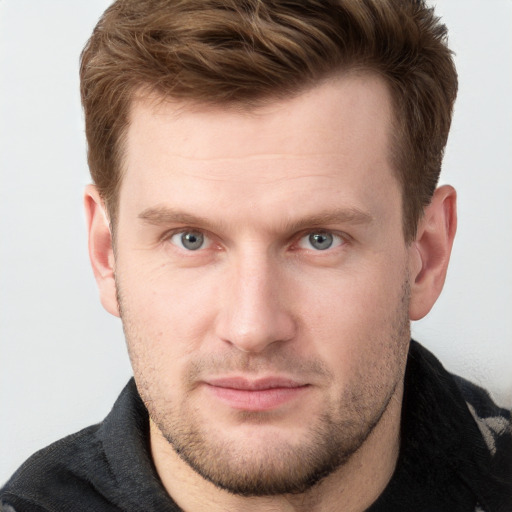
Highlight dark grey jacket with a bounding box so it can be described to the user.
[1,341,511,511]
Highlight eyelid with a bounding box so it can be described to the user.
[163,227,213,250]
[295,230,348,251]
[159,227,349,252]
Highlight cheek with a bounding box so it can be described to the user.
[117,262,222,374]
[293,259,409,372]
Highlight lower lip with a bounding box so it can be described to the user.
[205,384,309,411]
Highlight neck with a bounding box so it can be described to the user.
[150,381,403,512]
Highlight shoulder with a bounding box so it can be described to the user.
[0,423,120,512]
[0,380,164,512]
[454,375,512,460]
[453,375,512,511]
[404,342,512,511]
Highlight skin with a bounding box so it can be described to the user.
[85,73,457,512]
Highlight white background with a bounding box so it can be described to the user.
[1,0,511,484]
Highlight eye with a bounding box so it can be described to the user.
[297,231,344,251]
[169,230,210,251]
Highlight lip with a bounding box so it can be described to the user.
[203,377,310,411]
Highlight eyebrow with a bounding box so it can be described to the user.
[138,206,373,232]
[138,207,223,231]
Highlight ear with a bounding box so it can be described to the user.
[84,185,120,318]
[408,185,457,320]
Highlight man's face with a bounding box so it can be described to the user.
[113,74,413,495]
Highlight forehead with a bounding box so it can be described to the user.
[126,73,394,162]
[119,74,399,229]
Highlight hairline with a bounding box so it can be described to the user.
[106,68,420,245]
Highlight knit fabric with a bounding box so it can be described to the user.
[1,341,511,512]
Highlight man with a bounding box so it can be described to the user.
[1,0,510,510]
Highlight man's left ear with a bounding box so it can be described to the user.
[409,185,457,321]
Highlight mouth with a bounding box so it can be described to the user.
[203,377,311,411]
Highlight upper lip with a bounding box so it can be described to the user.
[204,377,308,391]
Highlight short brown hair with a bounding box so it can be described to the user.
[80,0,457,241]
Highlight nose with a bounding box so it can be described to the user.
[214,252,297,353]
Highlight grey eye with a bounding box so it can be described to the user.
[298,231,344,251]
[171,231,206,250]
[308,232,334,250]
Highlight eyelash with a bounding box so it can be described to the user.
[168,230,212,251]
[295,231,346,252]
[163,228,349,254]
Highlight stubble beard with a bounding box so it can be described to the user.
[118,279,411,497]
[152,387,401,497]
